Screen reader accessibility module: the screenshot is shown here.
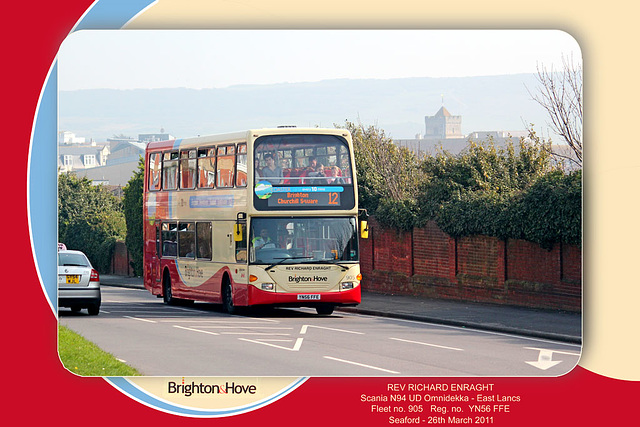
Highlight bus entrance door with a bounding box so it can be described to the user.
[153,225,162,288]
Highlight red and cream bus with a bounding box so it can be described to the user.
[143,127,367,315]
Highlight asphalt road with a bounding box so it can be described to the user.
[59,286,581,377]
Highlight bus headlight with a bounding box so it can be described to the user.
[261,283,275,291]
[341,282,355,290]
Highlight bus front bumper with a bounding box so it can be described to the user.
[247,285,361,307]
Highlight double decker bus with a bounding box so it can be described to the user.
[143,127,367,315]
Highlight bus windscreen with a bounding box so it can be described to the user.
[249,217,359,265]
[253,134,355,210]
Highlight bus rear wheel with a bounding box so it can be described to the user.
[163,273,175,305]
[222,280,237,315]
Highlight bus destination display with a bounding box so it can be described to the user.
[268,189,341,207]
[254,181,345,208]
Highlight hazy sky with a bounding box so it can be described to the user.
[58,30,581,91]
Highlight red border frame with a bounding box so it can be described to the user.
[8,2,636,425]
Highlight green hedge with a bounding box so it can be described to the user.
[366,169,581,249]
[354,131,582,248]
[123,158,144,276]
[514,169,582,248]
[58,173,126,273]
[375,198,419,232]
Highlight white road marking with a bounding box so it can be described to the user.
[389,337,464,351]
[220,332,292,336]
[323,356,400,374]
[173,325,220,336]
[244,317,280,323]
[239,337,304,351]
[114,305,196,313]
[124,316,157,323]
[196,326,293,330]
[525,349,561,370]
[107,311,195,315]
[371,315,581,347]
[300,325,364,335]
[524,347,580,356]
[158,320,276,323]
[524,347,580,370]
[170,306,200,311]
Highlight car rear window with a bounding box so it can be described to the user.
[58,253,90,267]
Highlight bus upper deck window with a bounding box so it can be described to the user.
[180,150,197,189]
[217,145,236,188]
[148,152,162,191]
[197,148,216,188]
[236,143,247,187]
[162,152,178,190]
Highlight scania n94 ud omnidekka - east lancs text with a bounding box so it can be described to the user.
[143,127,368,315]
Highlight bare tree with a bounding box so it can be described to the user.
[528,55,583,167]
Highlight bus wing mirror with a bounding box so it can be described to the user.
[360,220,369,239]
[234,224,244,242]
[234,212,246,242]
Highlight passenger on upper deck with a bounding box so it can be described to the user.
[325,166,345,185]
[304,156,327,183]
[260,153,283,184]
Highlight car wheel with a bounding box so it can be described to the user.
[316,304,335,315]
[87,303,100,315]
[222,279,236,315]
[163,273,175,305]
[70,306,81,313]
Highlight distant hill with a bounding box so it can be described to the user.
[59,74,552,142]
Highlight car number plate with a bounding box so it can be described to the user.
[297,294,320,301]
[66,275,80,284]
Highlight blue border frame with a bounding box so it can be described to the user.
[29,1,306,417]
[105,377,308,417]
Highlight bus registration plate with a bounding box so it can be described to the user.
[297,294,320,301]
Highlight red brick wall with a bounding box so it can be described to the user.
[507,239,560,284]
[413,221,451,279]
[372,227,413,275]
[457,235,500,279]
[361,218,581,312]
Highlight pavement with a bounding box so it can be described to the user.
[100,275,582,344]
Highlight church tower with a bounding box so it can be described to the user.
[424,106,462,139]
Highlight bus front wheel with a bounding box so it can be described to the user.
[316,304,335,315]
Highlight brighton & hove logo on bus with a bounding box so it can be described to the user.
[255,181,273,199]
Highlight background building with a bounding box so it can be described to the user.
[59,130,174,186]
[394,106,528,157]
[58,142,109,174]
[425,106,463,139]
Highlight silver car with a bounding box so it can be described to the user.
[58,249,101,315]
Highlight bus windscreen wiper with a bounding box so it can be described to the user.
[299,258,351,271]
[265,256,312,271]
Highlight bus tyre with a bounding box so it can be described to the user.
[222,280,236,315]
[163,274,175,305]
[316,304,335,315]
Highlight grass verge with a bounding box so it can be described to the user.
[58,324,142,376]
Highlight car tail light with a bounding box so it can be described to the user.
[90,269,100,282]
